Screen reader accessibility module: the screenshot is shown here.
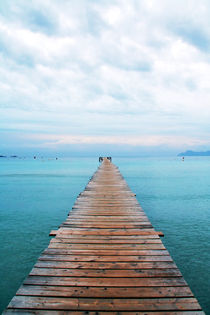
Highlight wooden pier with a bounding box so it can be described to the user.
[4,158,203,314]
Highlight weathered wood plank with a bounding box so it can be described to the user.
[52,235,161,239]
[3,310,206,315]
[34,261,177,269]
[52,234,161,239]
[64,220,151,224]
[16,285,193,298]
[29,267,181,277]
[38,254,173,262]
[43,249,168,256]
[23,276,187,287]
[61,224,153,229]
[7,296,202,311]
[51,238,162,244]
[65,218,149,221]
[55,229,163,236]
[48,243,166,250]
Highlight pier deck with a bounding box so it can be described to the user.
[4,158,203,314]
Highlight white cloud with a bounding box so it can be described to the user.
[17,133,210,149]
[1,0,210,152]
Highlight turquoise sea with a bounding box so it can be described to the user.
[0,157,209,313]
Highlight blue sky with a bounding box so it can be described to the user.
[1,0,210,156]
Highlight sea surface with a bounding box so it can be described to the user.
[0,157,209,313]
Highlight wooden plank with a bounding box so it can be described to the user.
[3,310,206,314]
[66,217,149,221]
[48,243,166,250]
[55,229,164,236]
[7,296,202,311]
[29,267,181,277]
[68,214,146,216]
[71,208,143,211]
[49,230,58,236]
[61,224,153,229]
[38,255,173,262]
[53,234,161,239]
[43,249,168,256]
[67,214,148,217]
[34,261,178,269]
[23,276,187,287]
[63,221,151,224]
[51,238,162,244]
[64,220,151,224]
[17,285,193,298]
[52,235,161,240]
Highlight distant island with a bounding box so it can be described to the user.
[178,150,210,156]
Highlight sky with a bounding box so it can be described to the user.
[1,0,210,156]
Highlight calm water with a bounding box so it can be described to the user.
[0,157,209,313]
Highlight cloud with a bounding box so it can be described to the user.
[22,133,210,148]
[1,0,210,153]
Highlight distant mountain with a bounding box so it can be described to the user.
[178,150,210,156]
